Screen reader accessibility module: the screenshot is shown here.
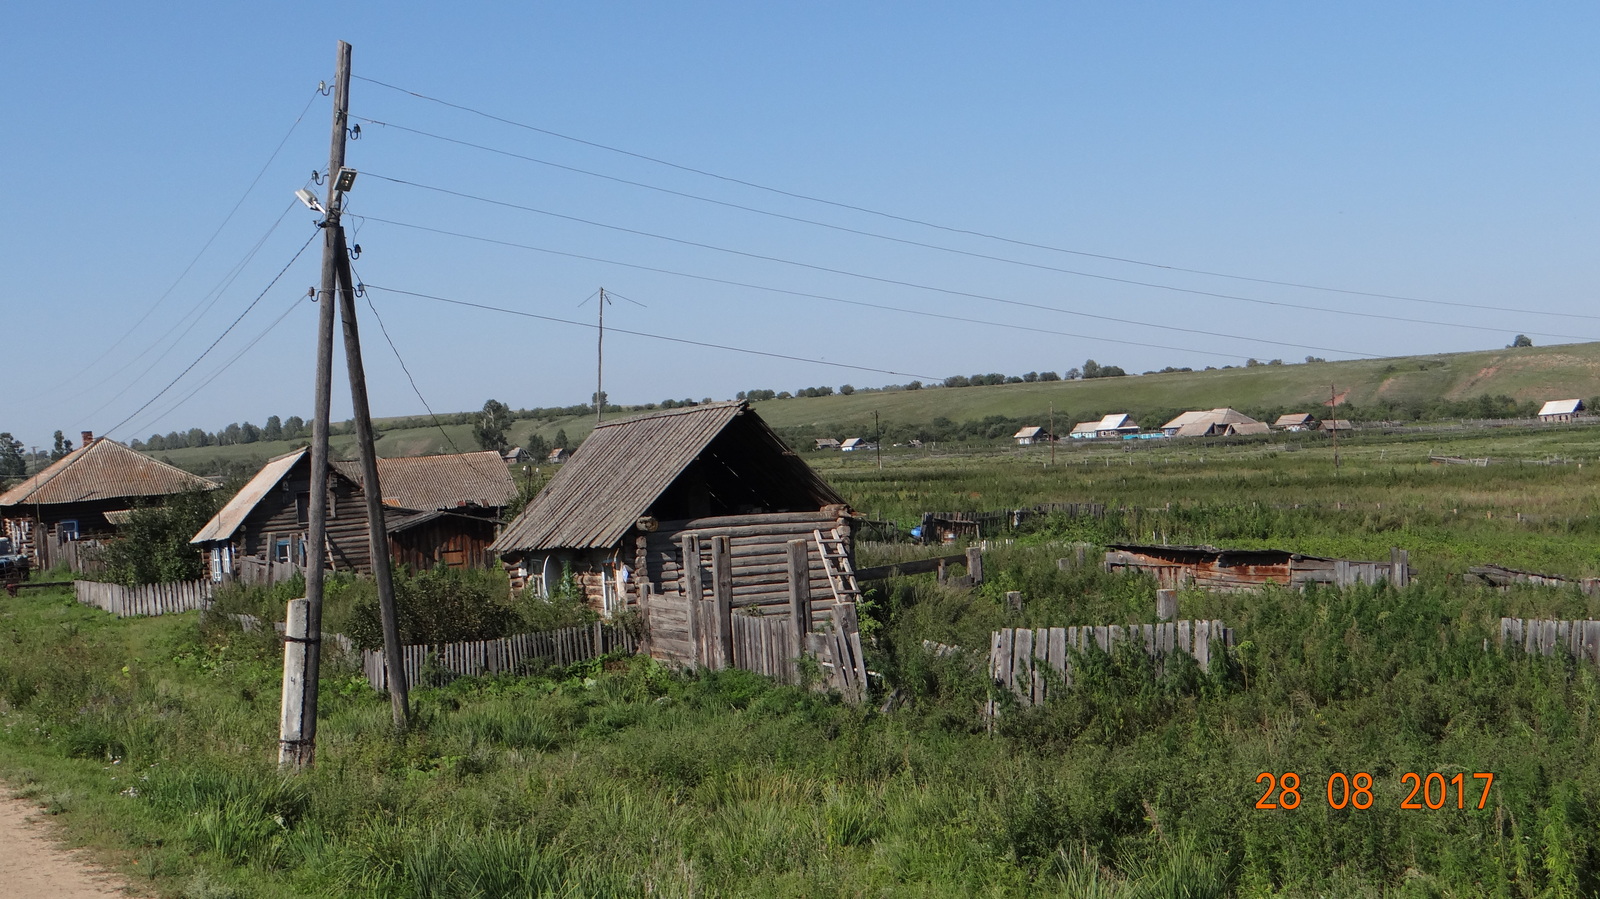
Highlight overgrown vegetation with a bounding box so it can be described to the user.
[98,488,223,586]
[7,426,1600,895]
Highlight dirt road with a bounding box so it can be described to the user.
[0,791,132,898]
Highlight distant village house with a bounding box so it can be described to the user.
[0,433,213,567]
[1538,399,1584,423]
[1273,413,1318,431]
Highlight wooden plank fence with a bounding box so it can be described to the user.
[1499,618,1600,663]
[361,621,637,691]
[1473,567,1600,596]
[988,620,1234,710]
[73,579,214,617]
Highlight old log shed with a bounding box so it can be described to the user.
[490,402,858,649]
[1103,543,1413,590]
[1471,565,1600,596]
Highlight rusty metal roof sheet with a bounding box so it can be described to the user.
[0,438,212,508]
[491,401,843,554]
[190,449,307,544]
[333,451,515,511]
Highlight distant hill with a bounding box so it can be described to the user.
[144,341,1600,474]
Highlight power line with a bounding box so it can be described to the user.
[358,177,1388,358]
[352,213,1297,361]
[104,231,320,439]
[351,264,517,484]
[122,296,304,440]
[359,283,944,381]
[75,89,324,386]
[75,201,301,414]
[351,113,1600,327]
[352,74,1578,321]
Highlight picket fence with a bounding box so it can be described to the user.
[989,619,1235,709]
[74,579,214,617]
[361,622,638,691]
[1499,618,1600,663]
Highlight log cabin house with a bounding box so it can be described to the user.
[190,448,514,583]
[490,401,855,624]
[0,433,213,566]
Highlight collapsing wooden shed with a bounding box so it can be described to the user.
[491,402,858,643]
[1103,543,1413,590]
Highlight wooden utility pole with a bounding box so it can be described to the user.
[1049,402,1056,466]
[1330,383,1341,472]
[873,411,882,469]
[280,39,350,771]
[334,227,409,730]
[595,287,610,423]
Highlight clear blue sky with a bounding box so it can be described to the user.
[3,2,1596,448]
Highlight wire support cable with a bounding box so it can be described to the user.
[352,214,1286,361]
[359,283,943,381]
[350,75,1580,321]
[104,231,320,439]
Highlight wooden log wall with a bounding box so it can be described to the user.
[361,621,637,691]
[73,579,214,618]
[639,511,851,634]
[988,620,1234,710]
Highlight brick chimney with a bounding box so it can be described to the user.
[80,431,94,447]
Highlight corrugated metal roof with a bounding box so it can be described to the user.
[333,451,515,511]
[491,401,843,554]
[1013,426,1043,439]
[190,449,307,544]
[1540,399,1583,416]
[1070,421,1099,435]
[1161,410,1211,430]
[1097,413,1136,430]
[0,438,212,508]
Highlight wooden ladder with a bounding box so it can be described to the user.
[812,528,861,604]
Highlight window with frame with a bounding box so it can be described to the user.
[274,538,292,564]
[58,520,79,541]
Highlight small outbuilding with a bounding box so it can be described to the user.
[1104,543,1412,590]
[1320,419,1354,432]
[815,438,842,451]
[491,402,855,622]
[840,437,864,452]
[547,448,570,464]
[1068,421,1100,439]
[1538,400,1584,422]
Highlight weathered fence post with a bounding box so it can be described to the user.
[1390,547,1410,587]
[1156,589,1177,621]
[711,536,733,669]
[278,599,312,770]
[681,533,703,668]
[966,546,984,585]
[786,539,811,657]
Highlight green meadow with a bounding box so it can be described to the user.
[5,421,1600,895]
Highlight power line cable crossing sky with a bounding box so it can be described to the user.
[5,6,1595,445]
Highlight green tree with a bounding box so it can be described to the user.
[263,415,283,441]
[99,489,221,586]
[50,430,74,460]
[553,429,570,451]
[0,433,24,477]
[473,399,513,452]
[283,416,306,440]
[1511,334,1533,347]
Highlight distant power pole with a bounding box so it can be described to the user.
[1049,402,1056,466]
[1330,383,1340,472]
[874,411,882,470]
[596,287,610,424]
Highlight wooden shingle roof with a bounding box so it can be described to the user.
[491,401,843,554]
[0,438,211,508]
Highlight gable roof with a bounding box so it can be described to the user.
[1013,426,1043,439]
[333,451,515,511]
[1539,399,1583,416]
[0,438,212,508]
[491,401,844,554]
[1274,413,1314,427]
[190,449,309,544]
[1161,410,1211,431]
[1096,413,1136,431]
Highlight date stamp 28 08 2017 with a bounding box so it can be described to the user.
[1255,772,1495,811]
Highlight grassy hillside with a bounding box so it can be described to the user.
[144,341,1600,475]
